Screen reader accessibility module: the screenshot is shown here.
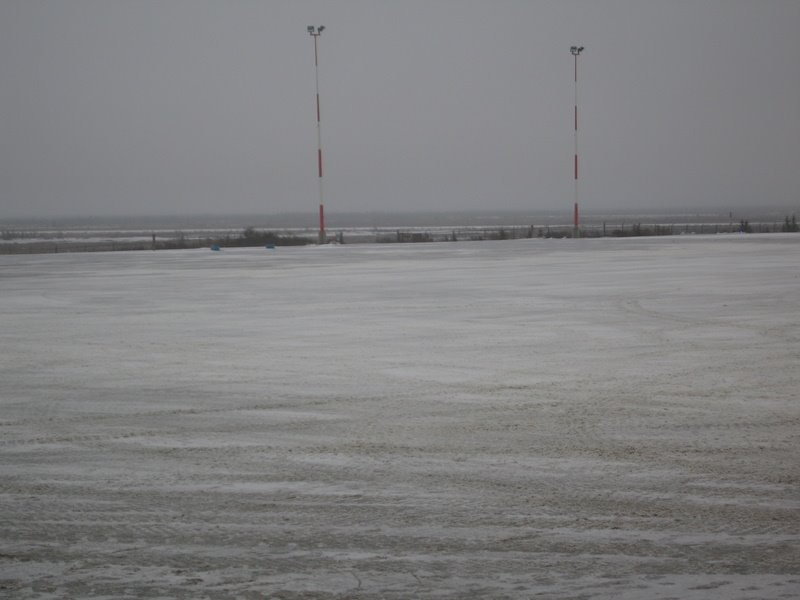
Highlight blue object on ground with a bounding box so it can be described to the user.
[210,244,220,251]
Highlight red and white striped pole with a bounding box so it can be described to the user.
[571,45,584,238]
[308,26,326,244]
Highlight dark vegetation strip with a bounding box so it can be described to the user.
[1,216,798,255]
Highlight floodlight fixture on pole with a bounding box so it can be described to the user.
[308,25,326,243]
[571,46,584,238]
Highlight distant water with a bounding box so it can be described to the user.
[3,206,797,230]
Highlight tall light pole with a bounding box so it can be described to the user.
[571,45,584,238]
[308,25,326,244]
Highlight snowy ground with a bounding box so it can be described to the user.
[1,235,798,599]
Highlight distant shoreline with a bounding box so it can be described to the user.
[2,211,798,255]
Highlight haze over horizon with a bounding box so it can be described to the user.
[1,1,798,220]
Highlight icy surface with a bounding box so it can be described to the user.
[1,235,799,599]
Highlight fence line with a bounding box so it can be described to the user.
[1,221,795,254]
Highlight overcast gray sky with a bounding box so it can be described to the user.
[1,0,798,219]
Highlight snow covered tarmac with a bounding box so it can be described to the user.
[1,235,799,599]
